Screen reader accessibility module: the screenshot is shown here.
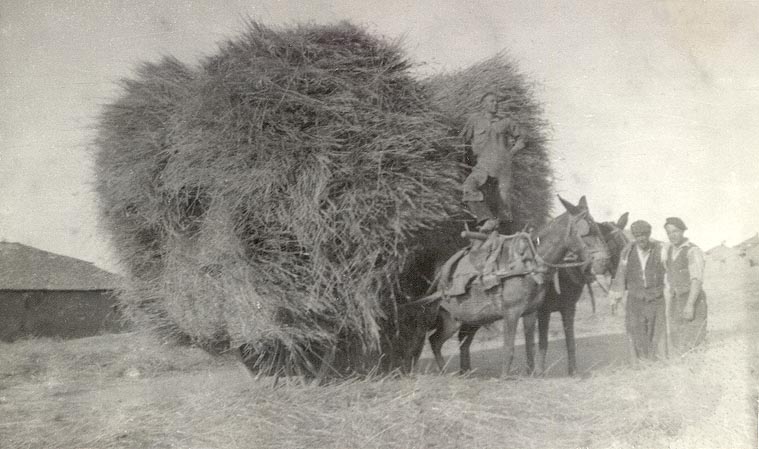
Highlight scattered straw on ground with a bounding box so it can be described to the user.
[2,316,756,449]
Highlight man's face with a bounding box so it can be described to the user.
[633,233,651,250]
[665,225,685,246]
[482,94,497,114]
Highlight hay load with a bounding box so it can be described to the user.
[94,21,553,376]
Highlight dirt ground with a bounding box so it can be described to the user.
[1,255,757,449]
[415,278,630,377]
[417,257,757,377]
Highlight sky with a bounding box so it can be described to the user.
[1,0,758,273]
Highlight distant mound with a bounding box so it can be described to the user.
[705,234,759,268]
[705,244,739,264]
[746,245,759,267]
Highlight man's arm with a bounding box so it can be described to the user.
[608,242,632,305]
[459,115,475,143]
[659,242,672,359]
[504,119,526,157]
[510,136,526,157]
[661,243,672,301]
[459,116,476,165]
[682,245,706,321]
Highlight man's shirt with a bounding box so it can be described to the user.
[663,239,705,283]
[460,112,522,177]
[610,240,667,295]
[635,245,653,288]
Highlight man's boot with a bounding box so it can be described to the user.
[466,200,497,233]
[478,218,500,233]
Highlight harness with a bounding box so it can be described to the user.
[401,212,605,309]
[535,209,607,270]
[399,231,543,309]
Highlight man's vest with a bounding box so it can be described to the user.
[625,242,664,300]
[666,245,691,295]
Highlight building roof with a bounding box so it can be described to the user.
[0,242,121,291]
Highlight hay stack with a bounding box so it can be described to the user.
[94,21,552,376]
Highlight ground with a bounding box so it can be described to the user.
[1,258,757,449]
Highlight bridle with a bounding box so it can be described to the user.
[603,224,628,245]
[532,210,608,270]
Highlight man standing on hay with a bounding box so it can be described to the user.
[608,220,668,361]
[460,92,526,234]
[663,217,707,356]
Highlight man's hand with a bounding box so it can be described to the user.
[682,280,701,321]
[608,291,623,315]
[509,137,526,156]
[681,302,696,321]
[608,291,623,307]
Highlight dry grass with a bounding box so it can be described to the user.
[1,334,755,449]
[2,263,756,449]
[93,20,468,375]
[0,332,231,389]
[93,21,555,376]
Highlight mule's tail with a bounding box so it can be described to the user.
[396,257,447,310]
[398,291,443,309]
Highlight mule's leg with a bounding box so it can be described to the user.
[537,306,550,375]
[522,311,538,375]
[429,309,460,372]
[501,308,522,378]
[458,325,479,373]
[561,305,578,376]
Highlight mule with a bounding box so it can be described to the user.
[529,212,630,376]
[426,195,609,378]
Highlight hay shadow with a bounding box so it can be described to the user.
[417,332,630,378]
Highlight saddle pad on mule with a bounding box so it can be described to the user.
[439,233,513,296]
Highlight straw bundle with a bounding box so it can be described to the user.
[94,21,552,376]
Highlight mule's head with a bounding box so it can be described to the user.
[598,212,630,276]
[558,195,610,275]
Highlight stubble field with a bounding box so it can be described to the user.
[1,259,757,449]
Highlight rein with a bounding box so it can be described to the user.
[522,231,591,269]
[537,256,592,269]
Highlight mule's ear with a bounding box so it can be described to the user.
[577,196,588,210]
[558,195,581,215]
[617,212,629,230]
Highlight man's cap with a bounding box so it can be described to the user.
[630,220,652,236]
[664,217,687,231]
